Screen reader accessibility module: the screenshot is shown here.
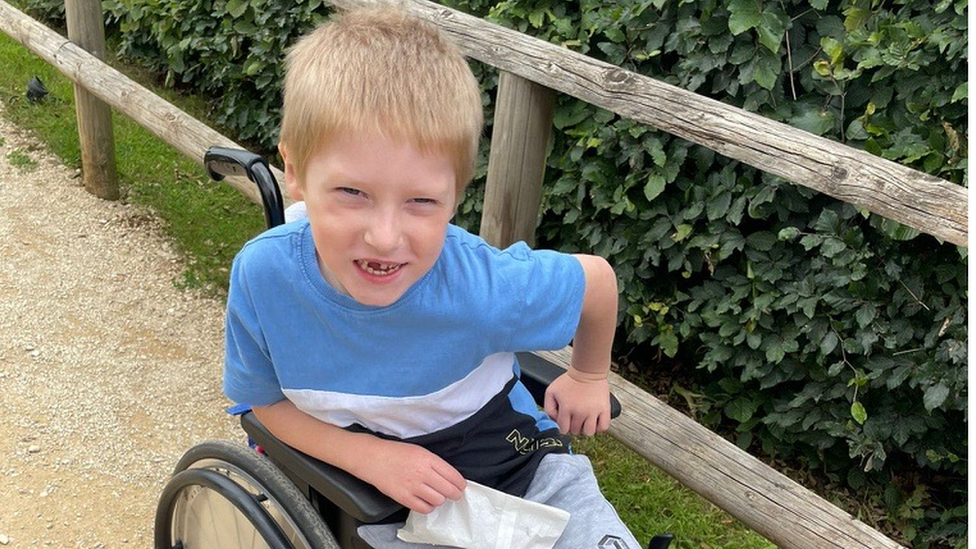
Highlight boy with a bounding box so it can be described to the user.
[224,5,641,548]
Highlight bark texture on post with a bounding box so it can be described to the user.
[65,0,118,200]
[480,71,555,249]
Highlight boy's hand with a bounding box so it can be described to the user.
[544,371,612,436]
[359,439,467,514]
[253,400,465,515]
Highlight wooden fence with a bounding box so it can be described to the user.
[336,0,967,249]
[2,0,964,547]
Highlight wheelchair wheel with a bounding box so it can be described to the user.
[155,467,292,549]
[158,439,339,549]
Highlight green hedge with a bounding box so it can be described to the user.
[456,4,967,546]
[24,0,967,546]
[504,4,967,547]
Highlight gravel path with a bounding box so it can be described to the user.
[0,105,239,547]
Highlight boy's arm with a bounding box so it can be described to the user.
[543,254,618,436]
[252,399,466,514]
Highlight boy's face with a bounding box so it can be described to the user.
[282,133,457,307]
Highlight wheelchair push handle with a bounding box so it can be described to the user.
[204,146,286,230]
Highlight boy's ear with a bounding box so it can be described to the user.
[279,143,304,201]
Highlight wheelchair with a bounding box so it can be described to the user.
[153,146,674,549]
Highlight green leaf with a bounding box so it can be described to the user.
[753,52,779,90]
[855,304,877,328]
[757,11,788,54]
[766,409,804,429]
[813,59,832,77]
[923,383,950,411]
[843,7,871,32]
[813,208,841,232]
[746,231,777,251]
[799,296,818,318]
[820,331,839,355]
[644,138,667,167]
[728,0,761,35]
[851,401,867,424]
[821,37,844,65]
[553,102,590,130]
[792,106,836,136]
[226,0,248,18]
[657,330,679,357]
[725,396,760,423]
[845,119,868,140]
[672,224,694,242]
[643,173,666,201]
[789,384,823,407]
[765,337,786,363]
[951,83,967,102]
[877,218,921,241]
[706,192,731,221]
[719,230,746,259]
[778,227,800,240]
[243,58,265,76]
[528,8,544,28]
[886,365,913,390]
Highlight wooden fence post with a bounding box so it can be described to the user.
[65,0,118,200]
[480,71,555,248]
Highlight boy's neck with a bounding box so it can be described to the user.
[315,252,349,296]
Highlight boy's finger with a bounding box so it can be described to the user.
[570,413,586,435]
[580,415,592,435]
[434,462,463,484]
[545,393,571,433]
[405,494,436,515]
[426,477,462,503]
[418,484,448,508]
[554,408,571,434]
[543,391,558,419]
[432,458,467,493]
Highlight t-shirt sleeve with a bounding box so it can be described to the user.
[223,253,287,407]
[498,244,586,352]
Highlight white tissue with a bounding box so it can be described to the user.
[396,481,570,549]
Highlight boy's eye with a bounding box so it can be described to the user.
[410,197,437,205]
[338,187,364,197]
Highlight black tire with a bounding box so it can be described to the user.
[168,439,339,549]
[155,467,292,549]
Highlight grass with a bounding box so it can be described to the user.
[0,29,776,549]
[573,436,775,549]
[7,148,37,171]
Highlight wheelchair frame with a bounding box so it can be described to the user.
[153,146,672,549]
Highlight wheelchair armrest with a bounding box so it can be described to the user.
[240,411,403,524]
[515,352,622,419]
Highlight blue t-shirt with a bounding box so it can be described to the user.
[224,221,585,494]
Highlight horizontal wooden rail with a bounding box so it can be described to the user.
[330,0,968,247]
[0,0,290,208]
[536,349,904,549]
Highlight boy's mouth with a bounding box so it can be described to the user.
[356,259,403,276]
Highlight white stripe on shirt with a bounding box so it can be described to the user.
[283,352,516,439]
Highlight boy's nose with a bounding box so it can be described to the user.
[363,212,404,253]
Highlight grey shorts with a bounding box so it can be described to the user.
[357,453,641,549]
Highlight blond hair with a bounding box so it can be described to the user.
[279,5,483,193]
